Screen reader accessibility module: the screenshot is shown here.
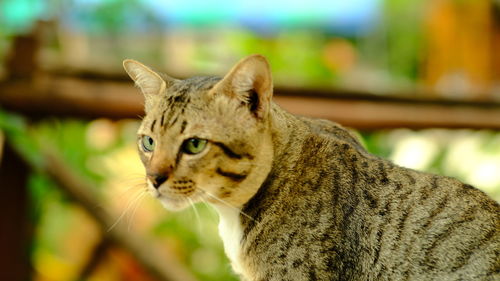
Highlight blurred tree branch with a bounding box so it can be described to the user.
[40,147,200,281]
[76,237,111,281]
[0,121,199,281]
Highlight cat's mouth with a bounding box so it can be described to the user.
[148,184,205,211]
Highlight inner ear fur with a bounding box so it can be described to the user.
[123,59,166,96]
[211,54,273,119]
[123,59,177,112]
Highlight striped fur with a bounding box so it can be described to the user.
[124,55,500,281]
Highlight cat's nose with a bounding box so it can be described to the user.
[148,174,168,189]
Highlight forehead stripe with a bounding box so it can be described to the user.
[168,115,179,129]
[180,120,187,134]
[163,98,190,130]
[162,107,178,129]
[150,119,157,132]
[160,109,167,126]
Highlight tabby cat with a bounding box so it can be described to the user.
[123,55,499,281]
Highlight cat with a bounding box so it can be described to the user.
[123,55,500,281]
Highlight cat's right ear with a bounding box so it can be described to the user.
[123,59,174,112]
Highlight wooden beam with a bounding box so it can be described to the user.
[0,76,139,119]
[1,76,499,129]
[275,96,500,129]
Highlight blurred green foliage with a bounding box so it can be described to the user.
[152,204,238,281]
[0,0,431,90]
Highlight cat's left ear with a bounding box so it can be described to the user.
[212,54,273,119]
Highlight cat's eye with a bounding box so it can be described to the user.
[141,135,155,152]
[182,138,207,155]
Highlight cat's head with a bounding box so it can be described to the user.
[123,55,274,211]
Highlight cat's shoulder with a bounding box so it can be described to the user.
[298,115,367,153]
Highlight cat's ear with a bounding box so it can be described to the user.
[212,54,273,119]
[123,59,175,111]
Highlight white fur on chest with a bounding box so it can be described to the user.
[212,205,244,275]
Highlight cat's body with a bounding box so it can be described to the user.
[236,108,499,281]
[123,55,500,281]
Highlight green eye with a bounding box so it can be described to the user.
[182,138,207,155]
[141,135,155,152]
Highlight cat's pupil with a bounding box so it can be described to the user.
[142,135,155,152]
[191,139,199,147]
[182,138,207,154]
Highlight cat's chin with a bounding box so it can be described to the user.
[157,196,192,211]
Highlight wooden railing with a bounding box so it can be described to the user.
[1,74,499,129]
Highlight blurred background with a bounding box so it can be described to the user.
[0,0,499,280]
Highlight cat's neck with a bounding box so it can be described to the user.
[212,104,317,277]
[213,104,305,216]
[239,104,325,220]
[268,103,306,164]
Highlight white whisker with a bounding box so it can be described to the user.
[117,182,147,199]
[200,197,218,223]
[127,191,147,232]
[108,188,146,232]
[201,189,255,221]
[115,175,147,187]
[188,197,203,233]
